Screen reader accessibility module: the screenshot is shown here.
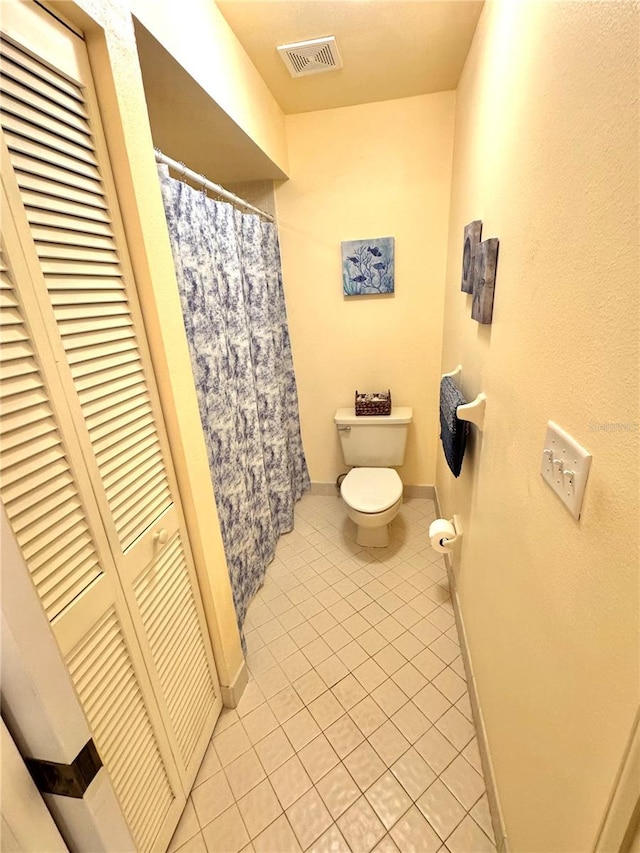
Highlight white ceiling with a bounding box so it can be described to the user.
[215,0,484,114]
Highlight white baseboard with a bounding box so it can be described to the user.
[403,484,435,499]
[434,490,510,853]
[593,709,640,852]
[220,659,248,708]
[309,482,339,496]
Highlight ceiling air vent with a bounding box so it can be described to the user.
[277,36,342,78]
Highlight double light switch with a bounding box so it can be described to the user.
[540,421,592,519]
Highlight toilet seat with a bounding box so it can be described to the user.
[340,467,403,514]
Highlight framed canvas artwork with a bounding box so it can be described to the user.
[472,237,499,324]
[342,237,395,296]
[461,220,482,293]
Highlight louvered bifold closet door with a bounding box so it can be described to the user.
[0,228,180,852]
[0,33,171,552]
[0,1,221,846]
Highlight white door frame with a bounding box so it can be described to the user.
[1,718,67,853]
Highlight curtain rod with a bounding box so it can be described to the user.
[154,148,274,222]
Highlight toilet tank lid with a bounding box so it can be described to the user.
[334,406,413,426]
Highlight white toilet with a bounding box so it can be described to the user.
[335,406,413,547]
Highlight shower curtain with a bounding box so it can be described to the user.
[158,165,310,633]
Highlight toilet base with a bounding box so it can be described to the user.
[343,495,402,549]
[355,523,391,547]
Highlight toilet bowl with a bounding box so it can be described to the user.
[335,405,413,547]
[340,467,404,547]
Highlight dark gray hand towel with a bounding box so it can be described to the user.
[439,377,469,478]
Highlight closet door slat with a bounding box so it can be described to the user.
[95,423,158,467]
[1,397,55,436]
[74,358,140,394]
[30,226,117,252]
[0,56,88,119]
[134,536,216,767]
[58,310,135,338]
[66,610,175,853]
[16,170,106,207]
[1,114,96,164]
[13,153,103,194]
[71,348,139,384]
[81,379,148,420]
[1,410,56,451]
[26,208,114,237]
[85,395,154,438]
[18,188,112,222]
[0,37,83,101]
[46,275,124,293]
[0,249,103,620]
[0,84,95,151]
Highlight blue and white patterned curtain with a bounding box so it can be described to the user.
[158,166,310,633]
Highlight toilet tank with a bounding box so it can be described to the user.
[335,407,413,467]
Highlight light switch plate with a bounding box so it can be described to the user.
[540,421,592,519]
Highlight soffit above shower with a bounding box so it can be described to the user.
[215,0,484,114]
[134,20,288,185]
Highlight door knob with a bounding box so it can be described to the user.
[153,529,168,546]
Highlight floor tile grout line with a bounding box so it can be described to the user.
[173,495,496,853]
[203,707,484,839]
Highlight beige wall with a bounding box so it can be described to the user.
[437,2,639,850]
[276,93,456,487]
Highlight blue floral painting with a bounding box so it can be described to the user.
[342,237,395,296]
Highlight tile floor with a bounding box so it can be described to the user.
[169,494,497,853]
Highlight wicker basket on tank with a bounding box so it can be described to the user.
[354,390,392,416]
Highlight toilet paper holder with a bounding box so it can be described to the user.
[429,515,463,552]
